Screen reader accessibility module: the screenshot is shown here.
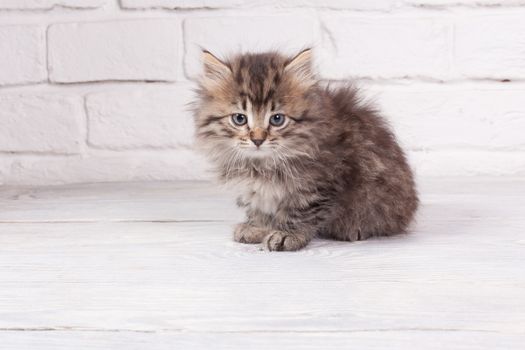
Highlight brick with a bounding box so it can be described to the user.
[0,0,105,9]
[122,0,396,10]
[184,16,319,78]
[122,0,525,9]
[0,93,84,154]
[86,85,194,149]
[319,16,451,79]
[282,0,395,8]
[0,150,209,185]
[455,14,525,79]
[405,0,525,6]
[366,84,525,151]
[48,20,179,83]
[0,25,46,86]
[121,0,244,8]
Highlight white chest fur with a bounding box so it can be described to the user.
[240,179,286,215]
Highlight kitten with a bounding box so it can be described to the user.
[193,49,418,251]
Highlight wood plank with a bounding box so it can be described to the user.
[0,181,243,223]
[2,330,524,350]
[1,179,524,349]
[0,220,523,333]
[1,179,524,223]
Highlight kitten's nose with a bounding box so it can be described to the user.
[250,128,267,147]
[251,139,264,147]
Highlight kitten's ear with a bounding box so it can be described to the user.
[284,48,313,80]
[202,50,231,80]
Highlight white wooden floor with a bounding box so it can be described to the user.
[1,179,524,349]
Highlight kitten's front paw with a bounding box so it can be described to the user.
[263,231,309,251]
[234,223,269,244]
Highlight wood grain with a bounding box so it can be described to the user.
[2,330,523,350]
[0,179,524,349]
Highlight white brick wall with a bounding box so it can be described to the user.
[86,85,194,149]
[0,0,106,10]
[1,0,525,185]
[0,25,46,85]
[0,93,84,153]
[455,14,525,79]
[48,20,180,82]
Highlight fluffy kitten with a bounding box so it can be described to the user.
[193,49,418,251]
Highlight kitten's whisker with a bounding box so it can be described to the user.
[277,144,316,160]
[274,149,297,181]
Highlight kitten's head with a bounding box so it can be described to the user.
[193,49,321,174]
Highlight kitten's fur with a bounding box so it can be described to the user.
[193,49,418,251]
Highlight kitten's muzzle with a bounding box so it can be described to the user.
[250,128,268,147]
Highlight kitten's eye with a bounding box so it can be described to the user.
[231,113,247,126]
[269,113,286,127]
